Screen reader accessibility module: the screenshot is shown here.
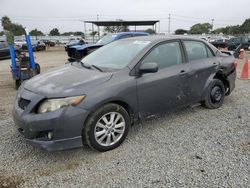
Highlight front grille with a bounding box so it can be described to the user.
[18,98,31,110]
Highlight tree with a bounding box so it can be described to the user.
[61,31,84,37]
[1,16,25,35]
[30,29,44,36]
[189,23,212,34]
[49,28,60,36]
[0,31,4,36]
[90,31,98,37]
[145,28,156,35]
[175,29,188,35]
[241,18,250,33]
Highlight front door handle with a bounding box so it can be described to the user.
[213,62,219,66]
[179,70,187,76]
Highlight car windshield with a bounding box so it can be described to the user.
[68,40,79,45]
[81,40,151,70]
[96,34,117,45]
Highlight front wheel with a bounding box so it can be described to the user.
[203,79,225,109]
[83,103,130,152]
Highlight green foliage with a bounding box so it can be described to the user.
[175,29,188,35]
[49,28,60,36]
[0,31,4,36]
[213,18,250,35]
[145,28,156,35]
[241,18,250,33]
[1,16,25,35]
[30,29,44,36]
[189,23,212,34]
[61,31,85,38]
[90,31,98,36]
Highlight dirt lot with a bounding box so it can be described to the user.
[0,47,249,187]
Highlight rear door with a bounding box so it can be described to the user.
[136,40,192,117]
[182,40,219,101]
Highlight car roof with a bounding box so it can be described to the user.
[116,32,149,36]
[124,35,208,43]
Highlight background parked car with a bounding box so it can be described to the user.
[64,38,86,51]
[227,36,250,50]
[0,41,20,60]
[40,39,56,47]
[67,32,149,61]
[21,40,46,51]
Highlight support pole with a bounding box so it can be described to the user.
[92,23,94,43]
[25,34,36,70]
[9,44,16,70]
[168,14,171,34]
[84,22,87,39]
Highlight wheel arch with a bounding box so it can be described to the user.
[213,72,230,95]
[86,98,137,126]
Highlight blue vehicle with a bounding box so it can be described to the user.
[67,32,149,61]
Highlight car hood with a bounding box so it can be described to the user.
[23,64,113,98]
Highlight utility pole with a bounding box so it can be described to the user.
[211,19,215,32]
[168,14,171,34]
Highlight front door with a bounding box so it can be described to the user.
[136,41,192,117]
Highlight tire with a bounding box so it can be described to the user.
[83,103,130,152]
[203,79,225,109]
[35,63,41,74]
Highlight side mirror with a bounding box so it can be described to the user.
[139,62,158,74]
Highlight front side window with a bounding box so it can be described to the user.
[141,42,183,69]
[184,41,209,61]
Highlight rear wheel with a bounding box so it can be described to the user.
[203,79,225,109]
[83,103,130,152]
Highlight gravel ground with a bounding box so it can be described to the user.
[0,47,249,188]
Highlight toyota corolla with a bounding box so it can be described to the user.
[13,36,236,152]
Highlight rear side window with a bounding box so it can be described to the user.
[141,42,183,69]
[184,41,210,61]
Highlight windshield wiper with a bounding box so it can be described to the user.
[91,64,104,72]
[79,62,91,69]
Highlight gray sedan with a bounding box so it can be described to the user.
[13,36,236,152]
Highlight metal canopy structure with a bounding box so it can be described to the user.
[84,20,159,42]
[84,20,159,27]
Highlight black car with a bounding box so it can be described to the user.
[0,41,20,60]
[64,39,86,51]
[13,36,236,152]
[67,32,149,61]
[40,39,56,47]
[227,36,250,50]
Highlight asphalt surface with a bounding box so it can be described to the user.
[0,47,249,188]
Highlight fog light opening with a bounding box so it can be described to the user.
[47,132,53,140]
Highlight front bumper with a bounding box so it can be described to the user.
[13,88,90,151]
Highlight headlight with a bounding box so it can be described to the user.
[37,95,85,114]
